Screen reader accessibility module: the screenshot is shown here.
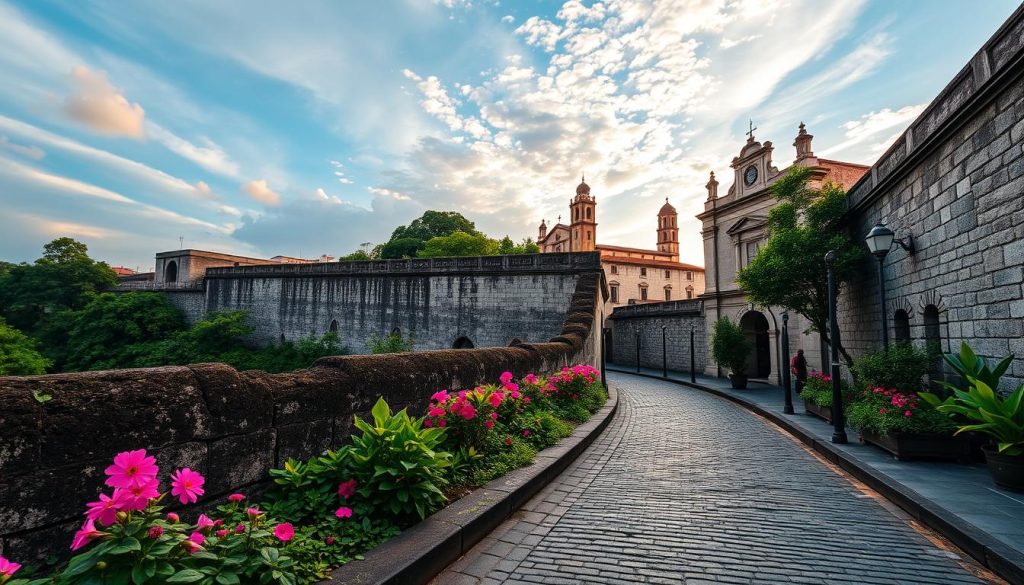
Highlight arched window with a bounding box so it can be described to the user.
[508,337,522,346]
[664,286,671,301]
[453,336,474,349]
[893,310,910,342]
[164,260,178,283]
[279,333,286,345]
[923,305,942,384]
[391,327,401,336]
[586,207,592,220]
[329,319,339,333]
[686,286,694,299]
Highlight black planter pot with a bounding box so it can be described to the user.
[729,373,748,389]
[983,447,1024,492]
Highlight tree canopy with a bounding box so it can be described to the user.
[371,210,539,259]
[736,166,864,365]
[0,317,50,376]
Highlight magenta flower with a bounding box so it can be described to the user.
[431,390,449,402]
[488,392,504,407]
[196,514,215,531]
[503,383,519,393]
[522,429,530,437]
[423,419,433,427]
[458,403,477,420]
[904,410,913,417]
[428,405,446,417]
[182,534,204,554]
[71,518,102,551]
[104,449,159,489]
[189,531,205,545]
[273,523,295,542]
[247,507,263,521]
[0,555,21,577]
[437,418,447,428]
[147,525,164,539]
[116,477,160,512]
[484,420,494,429]
[500,372,514,385]
[337,479,358,499]
[170,468,205,504]
[166,512,180,523]
[524,373,538,384]
[85,492,125,526]
[325,536,336,545]
[505,436,513,446]
[228,493,246,503]
[235,523,246,534]
[215,529,229,538]
[335,506,353,519]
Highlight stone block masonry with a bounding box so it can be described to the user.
[606,300,707,373]
[0,269,605,562]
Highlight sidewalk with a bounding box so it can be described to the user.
[607,363,1024,585]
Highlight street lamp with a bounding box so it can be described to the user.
[781,312,793,414]
[825,250,847,444]
[864,223,914,349]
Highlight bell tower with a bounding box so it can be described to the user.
[569,174,597,252]
[657,198,679,262]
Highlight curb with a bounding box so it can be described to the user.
[328,385,620,585]
[609,367,1024,585]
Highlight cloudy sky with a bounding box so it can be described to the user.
[0,0,1018,270]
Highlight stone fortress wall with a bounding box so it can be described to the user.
[0,267,605,561]
[606,300,707,374]
[838,5,1024,391]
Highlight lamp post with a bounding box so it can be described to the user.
[690,327,696,384]
[600,328,608,389]
[781,311,793,415]
[864,223,915,350]
[635,330,641,374]
[661,326,668,378]
[825,250,847,444]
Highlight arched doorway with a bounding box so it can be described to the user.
[923,304,943,385]
[329,320,339,333]
[893,309,910,342]
[739,311,771,378]
[164,260,178,283]
[453,336,474,349]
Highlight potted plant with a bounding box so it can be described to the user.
[711,317,752,389]
[799,371,855,423]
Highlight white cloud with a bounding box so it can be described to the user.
[242,179,281,206]
[820,103,928,158]
[515,16,561,52]
[501,15,514,23]
[146,122,241,178]
[0,135,45,160]
[720,35,760,49]
[64,66,146,138]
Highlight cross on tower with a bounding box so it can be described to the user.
[746,119,757,140]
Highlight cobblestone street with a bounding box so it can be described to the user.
[435,373,998,584]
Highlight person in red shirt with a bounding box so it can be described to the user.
[791,349,808,393]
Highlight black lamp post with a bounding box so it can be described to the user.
[825,250,847,444]
[690,327,696,384]
[864,223,914,350]
[781,311,793,414]
[635,330,641,374]
[661,326,668,378]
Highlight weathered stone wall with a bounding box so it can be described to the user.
[607,300,707,373]
[838,5,1024,392]
[163,290,206,325]
[0,272,604,561]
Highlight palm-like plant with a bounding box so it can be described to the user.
[941,342,1014,391]
[922,378,1024,456]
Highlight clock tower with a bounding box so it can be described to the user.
[730,123,776,198]
[569,175,597,252]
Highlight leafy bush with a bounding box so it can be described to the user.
[710,317,751,375]
[922,376,1024,456]
[367,332,414,354]
[0,317,49,375]
[846,386,954,436]
[798,371,854,408]
[941,342,1013,392]
[850,343,931,394]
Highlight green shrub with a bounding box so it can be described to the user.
[846,387,954,436]
[368,332,414,354]
[850,342,930,394]
[798,371,855,408]
[711,317,751,375]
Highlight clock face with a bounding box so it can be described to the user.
[744,165,758,186]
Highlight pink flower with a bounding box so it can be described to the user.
[104,449,159,489]
[196,514,215,531]
[428,405,447,417]
[170,468,205,505]
[523,396,531,404]
[246,507,263,520]
[335,506,353,519]
[423,419,433,427]
[235,523,246,534]
[189,531,205,545]
[431,390,449,402]
[505,436,513,446]
[490,412,499,420]
[182,534,204,554]
[904,410,913,417]
[522,430,530,437]
[116,477,160,511]
[458,403,477,420]
[879,408,887,414]
[524,374,538,384]
[228,493,246,503]
[147,525,164,539]
[337,479,358,499]
[215,529,229,538]
[325,536,336,545]
[273,523,295,542]
[71,518,102,551]
[510,389,521,399]
[0,555,22,577]
[488,392,504,407]
[437,418,447,428]
[484,420,494,429]
[500,372,514,385]
[85,492,124,526]
[166,512,180,523]
[503,383,519,394]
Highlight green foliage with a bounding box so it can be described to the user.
[338,250,373,262]
[710,317,751,375]
[0,317,50,375]
[850,343,931,395]
[378,237,425,260]
[847,388,955,437]
[417,231,497,258]
[798,372,855,408]
[497,236,540,255]
[941,342,1014,392]
[348,398,452,520]
[736,167,865,365]
[367,331,414,354]
[265,450,353,524]
[920,355,1024,456]
[379,211,479,259]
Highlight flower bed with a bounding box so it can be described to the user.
[0,365,606,585]
[847,386,962,461]
[798,371,854,422]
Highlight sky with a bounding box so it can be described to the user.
[0,0,1019,271]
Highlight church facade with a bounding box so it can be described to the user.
[697,124,869,382]
[538,178,705,311]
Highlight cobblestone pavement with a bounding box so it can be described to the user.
[434,373,997,585]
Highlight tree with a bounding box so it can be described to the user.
[736,166,865,366]
[0,317,50,375]
[379,211,479,258]
[379,237,425,259]
[497,236,540,255]
[710,317,751,376]
[417,231,497,258]
[339,250,372,262]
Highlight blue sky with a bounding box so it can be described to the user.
[0,0,1018,270]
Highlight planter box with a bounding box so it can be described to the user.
[803,400,832,423]
[859,430,973,462]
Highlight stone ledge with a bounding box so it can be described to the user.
[619,369,1024,585]
[327,384,619,585]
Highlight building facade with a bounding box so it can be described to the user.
[538,178,706,312]
[698,125,869,381]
